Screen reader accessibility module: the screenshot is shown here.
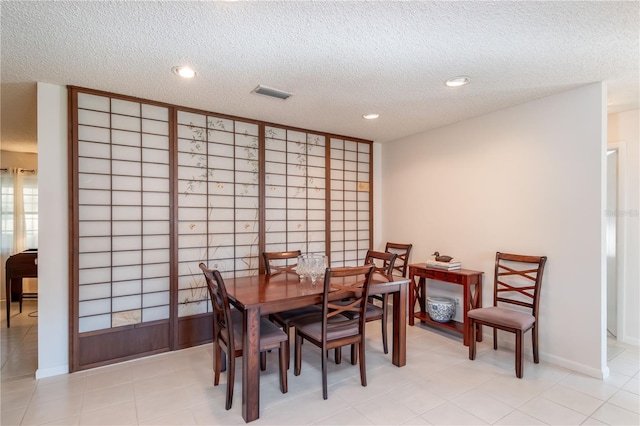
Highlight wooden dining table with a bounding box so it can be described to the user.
[223,271,410,423]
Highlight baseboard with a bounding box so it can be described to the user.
[36,364,69,379]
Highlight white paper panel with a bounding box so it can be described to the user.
[112,160,141,176]
[112,114,141,132]
[79,237,111,253]
[112,221,141,236]
[112,265,141,281]
[143,220,169,235]
[142,148,169,164]
[142,163,169,178]
[143,177,169,192]
[78,173,111,190]
[79,299,111,316]
[143,306,170,322]
[143,277,170,293]
[178,111,206,127]
[78,109,110,127]
[112,129,140,146]
[112,191,140,206]
[111,99,140,117]
[179,234,208,248]
[112,145,141,162]
[78,125,110,144]
[112,176,141,191]
[178,247,207,262]
[79,283,111,301]
[79,251,111,269]
[79,158,110,174]
[143,206,170,221]
[143,263,170,278]
[143,291,170,308]
[112,295,141,311]
[112,206,141,221]
[142,133,169,150]
[142,104,168,121]
[112,236,141,251]
[78,93,110,111]
[143,235,170,249]
[112,250,141,266]
[79,315,111,333]
[79,189,110,205]
[79,267,111,285]
[112,280,142,297]
[129,243,158,269]
[143,192,169,206]
[142,119,169,135]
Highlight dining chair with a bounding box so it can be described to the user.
[263,250,322,368]
[293,264,374,400]
[339,250,397,354]
[199,263,288,409]
[385,242,413,278]
[467,252,547,378]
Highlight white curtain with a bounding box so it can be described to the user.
[1,168,38,300]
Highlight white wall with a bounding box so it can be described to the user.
[607,109,640,345]
[380,84,608,378]
[36,83,69,378]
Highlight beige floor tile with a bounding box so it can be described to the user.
[590,402,640,425]
[20,394,83,426]
[608,389,640,413]
[538,384,604,416]
[314,407,374,425]
[78,401,138,426]
[493,410,548,425]
[559,372,620,401]
[519,396,587,425]
[1,406,27,426]
[420,401,487,425]
[622,376,639,395]
[82,382,135,413]
[139,408,198,426]
[451,388,514,424]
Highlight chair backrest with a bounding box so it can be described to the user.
[199,263,236,352]
[385,242,413,277]
[364,250,397,281]
[263,250,302,276]
[324,265,375,338]
[493,252,547,317]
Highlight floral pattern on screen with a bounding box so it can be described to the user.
[176,111,260,317]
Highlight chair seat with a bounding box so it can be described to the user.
[338,300,384,320]
[230,309,288,350]
[295,314,358,341]
[272,305,322,325]
[467,306,535,331]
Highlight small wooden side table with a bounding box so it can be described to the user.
[408,263,483,346]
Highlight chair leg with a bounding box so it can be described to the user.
[351,344,357,365]
[260,351,267,371]
[226,351,235,410]
[294,333,302,376]
[322,346,328,400]
[515,330,523,378]
[334,347,342,364]
[468,319,476,360]
[284,323,291,369]
[214,344,222,385]
[493,327,498,350]
[381,295,389,354]
[278,341,288,393]
[532,324,539,363]
[358,341,367,387]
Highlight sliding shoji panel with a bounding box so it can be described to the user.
[264,127,326,257]
[329,138,371,266]
[76,93,171,333]
[176,111,260,317]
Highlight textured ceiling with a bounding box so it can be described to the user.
[1,1,638,153]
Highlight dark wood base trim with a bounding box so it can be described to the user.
[177,313,213,349]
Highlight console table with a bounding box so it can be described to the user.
[408,263,483,346]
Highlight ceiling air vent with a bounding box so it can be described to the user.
[252,85,293,100]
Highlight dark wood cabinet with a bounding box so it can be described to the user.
[408,263,483,346]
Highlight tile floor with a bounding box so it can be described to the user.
[1,300,639,425]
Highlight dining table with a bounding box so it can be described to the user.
[223,270,410,423]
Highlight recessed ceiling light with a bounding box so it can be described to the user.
[172,66,196,79]
[445,76,470,87]
[362,113,380,120]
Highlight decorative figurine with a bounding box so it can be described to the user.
[432,251,454,262]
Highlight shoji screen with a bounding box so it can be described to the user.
[72,90,171,369]
[70,87,373,369]
[329,138,371,266]
[264,127,326,256]
[176,111,260,318]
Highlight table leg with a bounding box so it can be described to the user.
[463,282,470,346]
[408,274,415,326]
[5,275,10,328]
[392,283,407,367]
[242,307,261,422]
